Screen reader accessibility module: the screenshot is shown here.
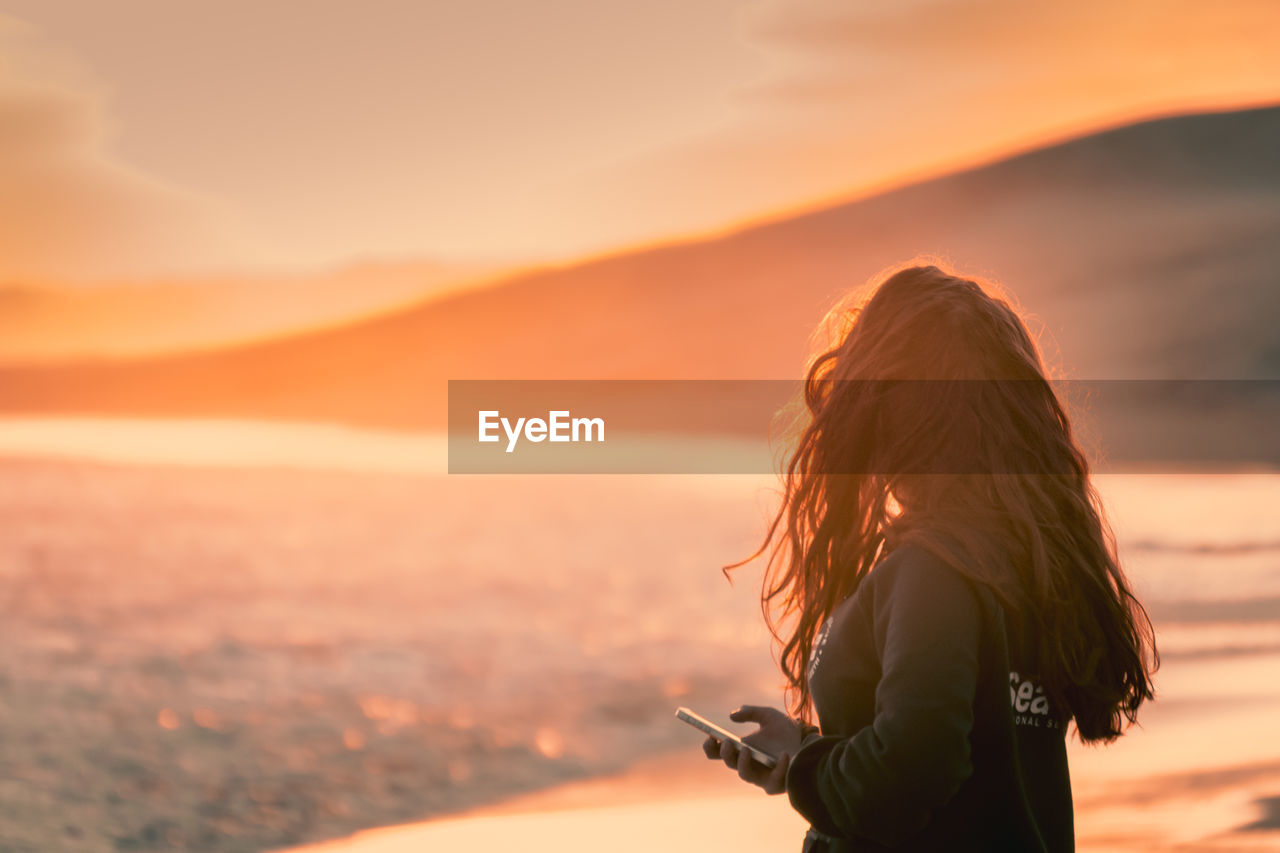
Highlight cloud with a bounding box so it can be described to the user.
[0,18,242,283]
[538,0,1280,253]
[736,0,1280,111]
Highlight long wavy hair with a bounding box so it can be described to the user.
[728,262,1157,743]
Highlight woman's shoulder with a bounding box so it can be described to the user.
[870,541,963,584]
[867,541,992,610]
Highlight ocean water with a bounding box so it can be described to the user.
[0,418,1275,851]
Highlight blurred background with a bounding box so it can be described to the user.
[0,2,1278,851]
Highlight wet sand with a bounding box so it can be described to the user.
[277,649,1280,853]
[281,751,809,853]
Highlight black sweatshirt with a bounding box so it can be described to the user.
[784,543,1074,852]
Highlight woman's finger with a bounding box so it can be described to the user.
[702,736,721,759]
[762,753,792,795]
[737,752,771,786]
[730,705,783,725]
[719,740,741,770]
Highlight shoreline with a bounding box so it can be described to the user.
[275,744,1280,853]
[278,750,810,853]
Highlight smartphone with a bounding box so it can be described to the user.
[675,706,779,768]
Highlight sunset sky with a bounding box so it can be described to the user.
[3,0,1280,283]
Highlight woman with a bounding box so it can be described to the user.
[702,263,1157,852]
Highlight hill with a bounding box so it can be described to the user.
[0,260,508,363]
[2,105,1277,435]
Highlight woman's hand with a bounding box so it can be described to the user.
[701,705,805,795]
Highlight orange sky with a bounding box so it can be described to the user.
[3,0,1280,283]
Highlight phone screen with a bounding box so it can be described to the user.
[674,706,779,768]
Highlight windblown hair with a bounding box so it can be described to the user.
[729,262,1157,743]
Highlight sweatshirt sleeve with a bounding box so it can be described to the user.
[785,549,982,846]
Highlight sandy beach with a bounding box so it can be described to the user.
[0,425,1277,851]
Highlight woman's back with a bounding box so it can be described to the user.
[787,543,1073,851]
